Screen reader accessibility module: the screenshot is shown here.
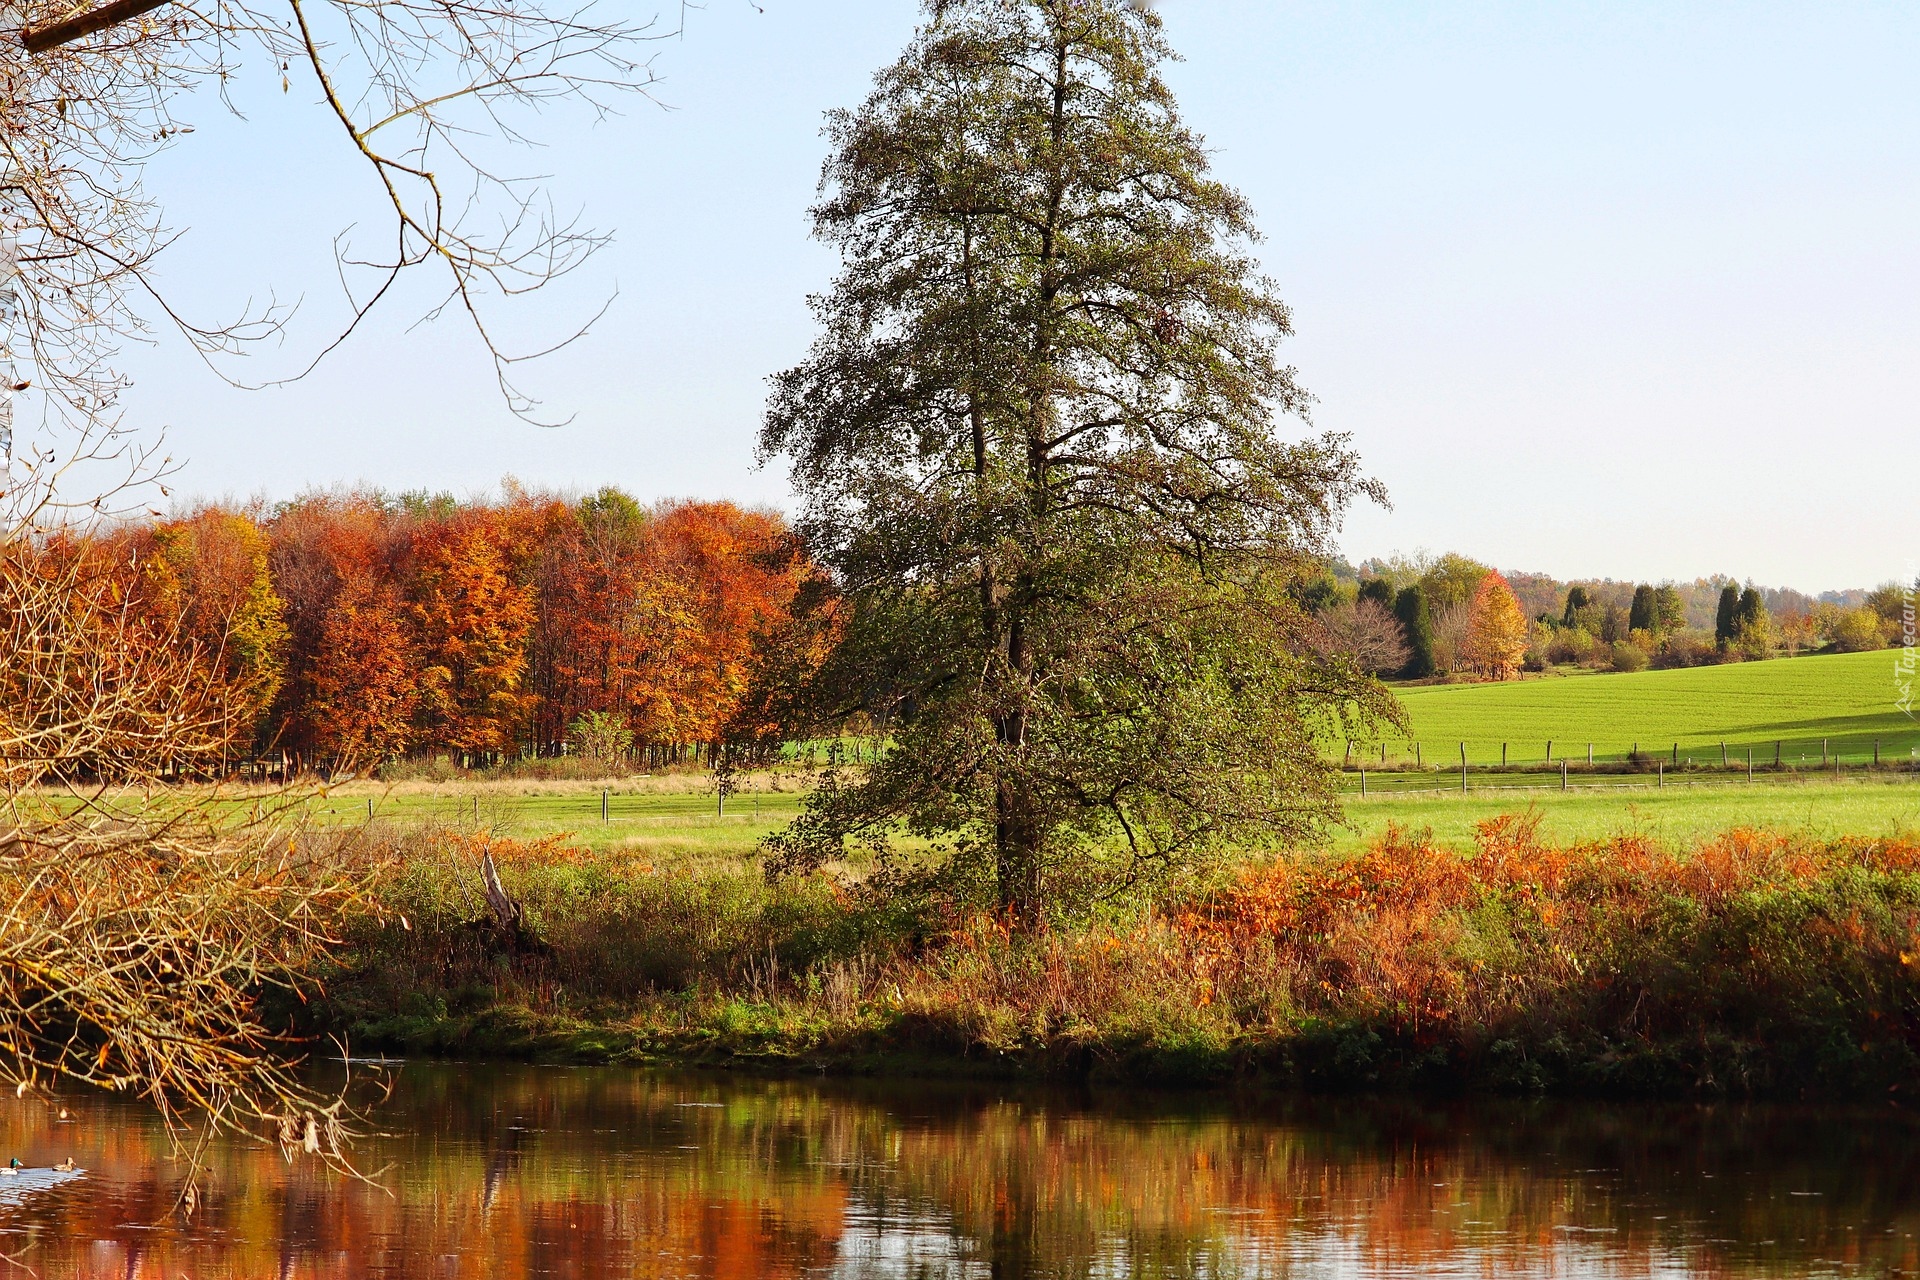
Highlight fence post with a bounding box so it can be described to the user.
[1748,747,1754,782]
[1461,742,1468,793]
[1360,769,1367,796]
[601,788,609,823]
[1416,742,1422,768]
[1672,743,1678,766]
[1502,742,1508,768]
[1721,741,1727,768]
[1588,742,1594,766]
[1776,740,1782,767]
[1561,760,1568,791]
[1546,739,1553,765]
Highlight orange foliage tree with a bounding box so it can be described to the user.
[645,501,814,749]
[411,509,540,761]
[531,488,698,754]
[269,495,422,769]
[1463,571,1528,680]
[54,486,821,774]
[532,495,818,765]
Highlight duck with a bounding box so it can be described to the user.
[1,1158,21,1176]
[53,1158,73,1173]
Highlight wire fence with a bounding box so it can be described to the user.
[1334,750,1920,799]
[1336,732,1920,773]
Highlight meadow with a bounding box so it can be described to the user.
[307,771,1920,865]
[297,648,1920,864]
[1380,648,1918,767]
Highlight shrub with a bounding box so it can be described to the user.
[1521,622,1551,672]
[1610,640,1649,672]
[1546,626,1595,665]
[1653,628,1717,669]
[1829,607,1889,654]
[567,710,633,764]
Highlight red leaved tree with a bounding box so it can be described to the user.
[269,495,423,770]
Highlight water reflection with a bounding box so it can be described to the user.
[0,1063,1915,1277]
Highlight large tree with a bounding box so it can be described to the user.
[1463,571,1528,680]
[761,0,1394,922]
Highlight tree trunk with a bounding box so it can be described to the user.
[994,777,1042,929]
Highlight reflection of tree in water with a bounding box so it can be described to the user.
[481,1117,527,1213]
[0,1069,1917,1276]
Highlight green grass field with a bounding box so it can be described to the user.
[308,772,1920,860]
[289,654,1920,863]
[1376,649,1919,767]
[1339,775,1920,849]
[315,776,802,863]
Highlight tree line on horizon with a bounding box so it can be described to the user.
[27,487,822,774]
[51,490,1910,780]
[1297,551,1912,680]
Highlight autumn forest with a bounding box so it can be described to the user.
[61,488,817,773]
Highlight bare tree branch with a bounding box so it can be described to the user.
[0,0,671,437]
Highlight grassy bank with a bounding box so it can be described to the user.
[312,814,1920,1097]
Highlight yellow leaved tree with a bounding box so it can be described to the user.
[1464,572,1529,680]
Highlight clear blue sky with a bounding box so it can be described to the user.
[119,1,1919,591]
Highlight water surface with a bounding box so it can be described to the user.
[2,1063,1917,1277]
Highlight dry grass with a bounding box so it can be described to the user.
[321,815,1920,1096]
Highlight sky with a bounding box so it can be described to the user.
[104,1,1920,592]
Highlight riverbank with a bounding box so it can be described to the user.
[309,816,1920,1097]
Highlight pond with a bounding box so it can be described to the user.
[1,1062,1916,1277]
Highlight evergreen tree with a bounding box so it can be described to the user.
[1394,585,1437,678]
[1562,585,1591,628]
[1714,583,1741,645]
[1628,584,1656,633]
[1357,578,1395,609]
[1737,587,1768,635]
[759,0,1396,923]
